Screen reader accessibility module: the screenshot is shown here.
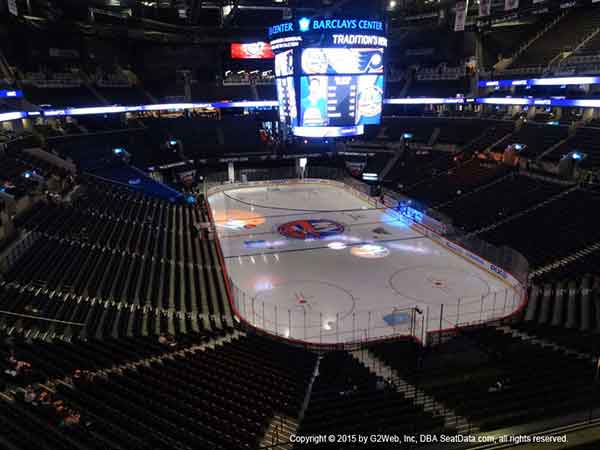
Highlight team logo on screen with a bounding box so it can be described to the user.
[357,85,383,118]
[231,42,274,59]
[278,219,345,240]
[301,48,384,75]
[301,49,329,74]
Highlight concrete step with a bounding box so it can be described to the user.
[351,349,477,433]
[497,325,592,360]
[259,414,299,449]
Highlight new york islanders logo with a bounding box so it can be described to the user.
[278,219,345,240]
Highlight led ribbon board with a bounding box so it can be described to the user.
[11,96,600,124]
[269,16,387,138]
[231,42,275,59]
[479,76,600,88]
[0,111,27,122]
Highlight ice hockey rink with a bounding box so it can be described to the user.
[208,180,523,345]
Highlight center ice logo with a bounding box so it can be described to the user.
[277,219,345,240]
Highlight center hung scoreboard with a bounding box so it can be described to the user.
[268,16,387,138]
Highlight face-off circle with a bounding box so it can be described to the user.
[389,266,491,304]
[278,219,345,240]
[252,280,357,327]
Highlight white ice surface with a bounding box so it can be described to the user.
[209,183,519,344]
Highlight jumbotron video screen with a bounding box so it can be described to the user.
[269,17,387,138]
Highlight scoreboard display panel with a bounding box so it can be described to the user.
[300,48,384,75]
[269,16,387,138]
[231,42,274,59]
[275,49,298,128]
[299,74,384,127]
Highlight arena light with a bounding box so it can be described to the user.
[71,106,140,115]
[42,109,68,117]
[476,97,532,106]
[212,100,278,108]
[552,99,600,108]
[568,151,586,161]
[479,76,600,88]
[534,76,599,86]
[143,103,196,111]
[14,95,600,124]
[384,97,464,105]
[362,172,379,181]
[293,125,364,138]
[43,106,140,117]
[40,101,272,118]
[0,111,27,121]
